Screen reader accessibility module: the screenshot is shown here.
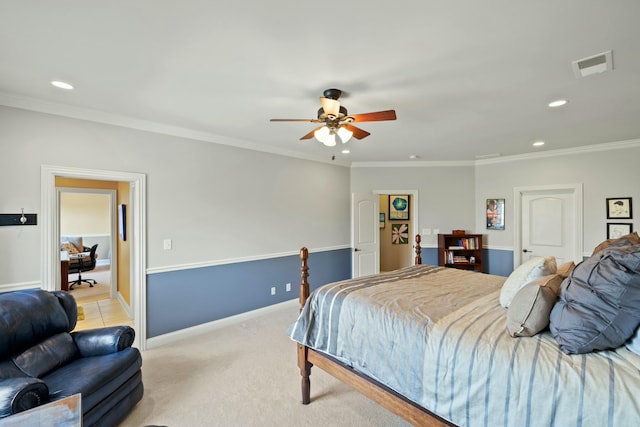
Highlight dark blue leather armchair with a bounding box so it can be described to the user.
[0,289,143,426]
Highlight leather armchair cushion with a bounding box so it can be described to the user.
[13,333,79,378]
[43,347,142,413]
[72,326,135,357]
[0,291,71,359]
[0,377,49,417]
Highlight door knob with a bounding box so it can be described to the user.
[354,248,360,252]
[523,249,532,253]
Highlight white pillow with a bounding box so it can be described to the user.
[626,327,640,356]
[500,256,557,308]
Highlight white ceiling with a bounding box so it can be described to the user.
[2,1,639,165]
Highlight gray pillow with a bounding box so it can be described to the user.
[550,244,640,354]
[507,278,560,337]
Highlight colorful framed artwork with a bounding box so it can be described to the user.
[607,223,632,239]
[379,213,385,229]
[389,195,409,220]
[391,223,408,244]
[606,197,632,219]
[118,204,127,241]
[486,198,505,230]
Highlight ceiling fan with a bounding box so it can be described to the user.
[270,88,397,147]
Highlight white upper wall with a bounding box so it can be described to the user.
[351,164,476,248]
[475,142,640,254]
[0,106,350,286]
[352,141,640,256]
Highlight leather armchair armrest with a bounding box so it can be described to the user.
[0,377,49,418]
[72,325,135,357]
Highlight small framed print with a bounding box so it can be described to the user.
[391,223,409,244]
[486,198,505,230]
[118,204,126,241]
[379,213,385,229]
[606,197,632,219]
[389,195,410,220]
[607,223,632,239]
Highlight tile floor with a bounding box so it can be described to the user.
[69,266,133,331]
[74,298,133,331]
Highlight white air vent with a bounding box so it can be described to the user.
[572,50,613,78]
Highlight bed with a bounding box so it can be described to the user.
[288,234,640,426]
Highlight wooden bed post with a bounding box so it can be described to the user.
[415,234,422,265]
[298,247,312,404]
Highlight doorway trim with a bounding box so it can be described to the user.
[41,165,147,350]
[513,183,583,268]
[373,189,419,267]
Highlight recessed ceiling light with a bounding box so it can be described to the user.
[532,141,545,147]
[409,154,420,159]
[548,99,567,108]
[51,80,74,90]
[341,149,350,154]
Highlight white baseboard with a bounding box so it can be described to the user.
[145,299,299,350]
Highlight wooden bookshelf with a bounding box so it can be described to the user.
[438,233,483,272]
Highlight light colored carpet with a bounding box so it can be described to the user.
[119,302,412,427]
[68,265,111,304]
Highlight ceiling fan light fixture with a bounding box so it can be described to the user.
[323,133,336,147]
[314,126,337,146]
[337,127,353,143]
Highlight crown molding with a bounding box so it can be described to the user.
[3,91,638,169]
[0,92,351,167]
[474,138,640,165]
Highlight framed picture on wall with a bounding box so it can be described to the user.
[607,223,632,239]
[391,223,409,244]
[606,197,632,219]
[379,213,385,229]
[389,195,409,220]
[118,204,126,241]
[486,198,505,230]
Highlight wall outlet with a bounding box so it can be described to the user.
[163,239,172,250]
[271,287,276,296]
[422,228,431,235]
[286,283,291,292]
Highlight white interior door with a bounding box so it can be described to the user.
[515,185,583,267]
[352,192,379,278]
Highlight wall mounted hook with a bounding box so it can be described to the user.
[0,211,37,226]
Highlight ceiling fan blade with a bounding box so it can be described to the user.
[342,124,370,140]
[349,110,397,122]
[300,127,323,140]
[270,118,321,122]
[320,97,340,116]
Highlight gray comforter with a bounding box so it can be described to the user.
[289,265,640,426]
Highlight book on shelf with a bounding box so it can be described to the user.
[448,245,465,250]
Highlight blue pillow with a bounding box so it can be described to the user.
[550,244,640,354]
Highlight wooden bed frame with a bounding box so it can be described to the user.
[296,235,455,427]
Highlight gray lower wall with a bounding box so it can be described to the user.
[147,247,351,337]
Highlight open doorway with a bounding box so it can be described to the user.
[379,194,415,272]
[41,165,147,350]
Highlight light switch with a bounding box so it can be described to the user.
[163,239,172,250]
